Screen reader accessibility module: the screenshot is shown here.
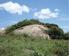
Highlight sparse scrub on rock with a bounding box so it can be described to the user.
[4,19,67,39]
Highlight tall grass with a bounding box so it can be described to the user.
[0,35,69,56]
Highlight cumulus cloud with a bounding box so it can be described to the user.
[34,8,59,19]
[0,1,30,15]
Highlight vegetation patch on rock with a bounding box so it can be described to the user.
[4,19,69,39]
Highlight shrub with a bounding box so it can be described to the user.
[63,32,69,40]
[45,26,64,39]
[51,41,69,56]
[5,19,42,34]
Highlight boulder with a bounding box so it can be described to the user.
[13,24,50,39]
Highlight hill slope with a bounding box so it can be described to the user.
[13,24,50,39]
[5,19,64,39]
[0,35,68,56]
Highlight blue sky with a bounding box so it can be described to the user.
[0,0,68,32]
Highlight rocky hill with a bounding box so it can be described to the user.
[4,19,64,39]
[13,24,50,39]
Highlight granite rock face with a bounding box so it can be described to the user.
[13,24,50,39]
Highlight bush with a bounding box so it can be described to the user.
[63,32,69,40]
[5,19,42,34]
[51,41,69,56]
[45,26,64,39]
[5,19,67,40]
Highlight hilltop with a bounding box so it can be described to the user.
[5,19,65,39]
[13,24,50,39]
[0,19,68,56]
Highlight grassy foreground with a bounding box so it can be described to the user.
[0,35,69,56]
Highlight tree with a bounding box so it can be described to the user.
[46,24,64,39]
[64,32,69,40]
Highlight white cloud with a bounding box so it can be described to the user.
[34,8,59,19]
[54,9,59,12]
[0,1,30,15]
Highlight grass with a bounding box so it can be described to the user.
[0,35,69,56]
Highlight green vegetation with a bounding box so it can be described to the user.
[5,19,41,34]
[0,35,69,56]
[1,19,68,56]
[64,32,69,40]
[5,19,68,39]
[45,25,64,39]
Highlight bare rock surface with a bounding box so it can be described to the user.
[13,24,50,39]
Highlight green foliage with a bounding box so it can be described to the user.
[45,23,58,28]
[32,51,42,56]
[45,25,64,39]
[5,19,41,34]
[5,19,67,40]
[51,42,68,56]
[64,32,69,40]
[0,35,68,56]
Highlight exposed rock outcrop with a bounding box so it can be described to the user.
[13,24,50,39]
